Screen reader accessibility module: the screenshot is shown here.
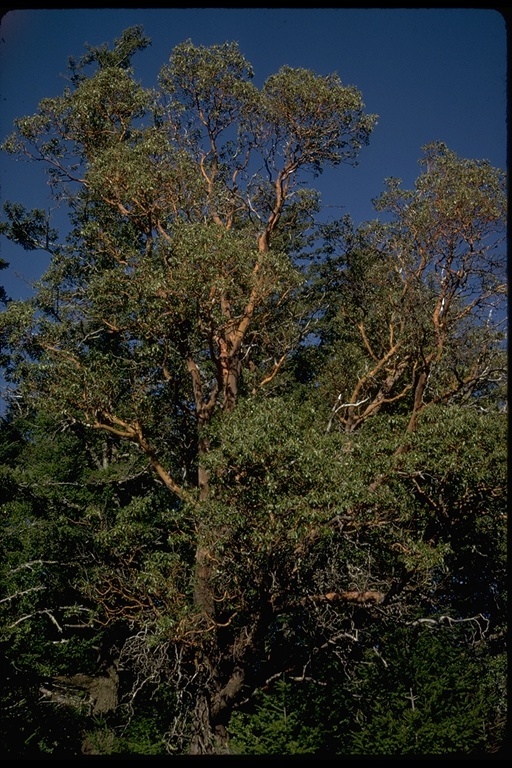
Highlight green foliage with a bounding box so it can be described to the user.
[230,680,323,755]
[346,626,506,755]
[262,66,377,173]
[229,624,506,756]
[68,26,151,83]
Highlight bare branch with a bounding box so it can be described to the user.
[0,585,46,604]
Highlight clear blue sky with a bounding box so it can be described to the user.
[0,7,507,301]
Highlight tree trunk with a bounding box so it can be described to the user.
[189,692,234,754]
[185,340,246,753]
[188,655,248,754]
[189,692,217,754]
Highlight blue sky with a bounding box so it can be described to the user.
[0,7,508,301]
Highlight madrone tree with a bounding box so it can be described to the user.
[1,30,506,756]
[0,28,379,753]
[310,141,506,436]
